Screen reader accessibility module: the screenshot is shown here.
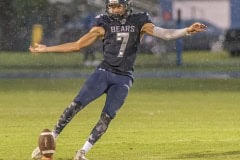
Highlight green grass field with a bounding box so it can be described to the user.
[0,51,240,72]
[1,78,240,160]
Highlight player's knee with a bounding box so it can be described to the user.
[68,101,84,114]
[104,109,118,118]
[114,85,129,99]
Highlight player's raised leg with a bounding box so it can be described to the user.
[53,102,84,136]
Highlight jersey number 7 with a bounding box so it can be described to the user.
[117,33,129,57]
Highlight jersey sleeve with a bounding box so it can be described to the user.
[91,14,105,28]
[144,12,153,24]
[135,12,153,28]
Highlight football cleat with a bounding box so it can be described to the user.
[74,150,88,160]
[31,146,42,160]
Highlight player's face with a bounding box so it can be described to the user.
[108,4,125,16]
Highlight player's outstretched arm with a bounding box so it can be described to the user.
[141,22,207,40]
[29,26,105,54]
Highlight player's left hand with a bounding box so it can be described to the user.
[187,23,207,35]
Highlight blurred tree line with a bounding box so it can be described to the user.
[0,0,50,51]
[0,0,81,51]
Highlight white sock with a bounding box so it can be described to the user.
[81,141,93,153]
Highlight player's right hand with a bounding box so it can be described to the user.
[29,43,47,53]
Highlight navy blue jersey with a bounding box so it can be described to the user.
[93,12,152,76]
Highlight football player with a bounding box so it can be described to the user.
[30,0,206,159]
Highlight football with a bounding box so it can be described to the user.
[38,128,55,159]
